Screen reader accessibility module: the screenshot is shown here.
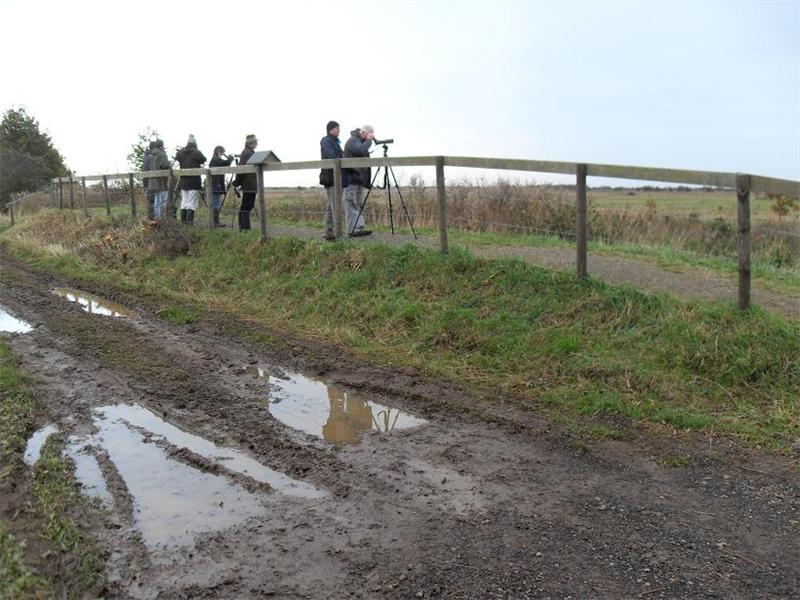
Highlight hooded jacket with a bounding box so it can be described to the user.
[319,134,347,189]
[142,149,152,190]
[148,145,171,192]
[344,129,373,188]
[175,143,207,191]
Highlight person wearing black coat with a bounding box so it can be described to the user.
[142,141,156,219]
[209,146,234,227]
[343,126,374,236]
[232,134,258,231]
[175,134,207,224]
[319,121,346,240]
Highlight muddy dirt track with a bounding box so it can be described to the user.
[1,256,798,600]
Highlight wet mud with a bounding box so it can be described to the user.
[1,255,797,599]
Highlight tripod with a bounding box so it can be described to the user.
[350,143,417,239]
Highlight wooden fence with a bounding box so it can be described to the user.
[5,156,800,310]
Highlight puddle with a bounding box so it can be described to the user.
[23,424,59,466]
[0,306,33,333]
[63,442,114,505]
[58,403,324,550]
[261,370,427,445]
[52,288,135,318]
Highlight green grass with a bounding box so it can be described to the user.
[158,306,199,324]
[2,212,799,452]
[0,341,103,599]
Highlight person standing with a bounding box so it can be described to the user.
[209,145,234,227]
[232,134,258,231]
[142,141,156,219]
[149,139,171,218]
[175,134,207,225]
[319,120,346,241]
[343,125,374,237]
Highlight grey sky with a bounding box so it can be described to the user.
[1,0,798,187]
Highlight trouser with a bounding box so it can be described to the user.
[153,191,168,218]
[180,189,201,211]
[324,188,335,236]
[147,190,156,219]
[239,192,256,230]
[344,185,366,234]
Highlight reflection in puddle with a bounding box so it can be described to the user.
[263,371,427,445]
[52,288,135,318]
[0,306,33,333]
[63,441,113,505]
[69,404,325,550]
[23,424,59,466]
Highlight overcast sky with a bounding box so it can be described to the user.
[1,0,798,187]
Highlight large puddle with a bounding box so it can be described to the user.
[0,305,33,333]
[52,288,135,318]
[260,370,427,445]
[23,404,324,551]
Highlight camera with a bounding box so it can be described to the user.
[374,138,394,145]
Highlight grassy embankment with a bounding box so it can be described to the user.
[2,210,798,452]
[0,342,103,599]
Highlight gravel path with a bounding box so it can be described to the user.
[265,224,799,320]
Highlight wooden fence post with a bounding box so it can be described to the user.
[257,164,267,241]
[736,173,751,310]
[103,176,110,216]
[576,163,588,278]
[436,156,449,253]
[333,159,344,239]
[8,202,14,226]
[81,177,89,217]
[206,169,214,230]
[167,170,176,219]
[68,175,75,209]
[129,173,136,216]
[50,180,55,207]
[58,179,64,209]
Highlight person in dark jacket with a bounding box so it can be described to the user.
[343,126,374,237]
[149,139,171,218]
[175,134,207,224]
[209,146,234,227]
[142,141,156,219]
[319,121,346,241]
[232,134,258,231]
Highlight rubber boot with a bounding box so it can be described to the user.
[180,209,187,223]
[187,209,195,225]
[213,209,226,227]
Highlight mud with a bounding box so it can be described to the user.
[1,255,797,599]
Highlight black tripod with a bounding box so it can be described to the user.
[350,143,417,239]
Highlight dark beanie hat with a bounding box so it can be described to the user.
[326,120,340,133]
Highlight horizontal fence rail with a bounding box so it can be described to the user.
[3,155,797,311]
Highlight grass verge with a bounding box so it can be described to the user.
[2,211,799,452]
[0,341,103,599]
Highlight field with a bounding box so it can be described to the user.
[1,201,798,599]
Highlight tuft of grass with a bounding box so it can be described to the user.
[0,523,51,600]
[158,306,199,324]
[659,455,691,468]
[2,213,799,452]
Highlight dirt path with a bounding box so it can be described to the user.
[264,224,799,320]
[1,257,797,599]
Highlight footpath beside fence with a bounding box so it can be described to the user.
[5,155,800,310]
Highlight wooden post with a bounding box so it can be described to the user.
[205,169,214,230]
[167,170,175,219]
[257,164,267,241]
[58,179,64,209]
[103,176,111,216]
[436,156,449,253]
[736,173,751,310]
[68,175,75,209]
[81,177,89,217]
[576,163,588,278]
[333,159,344,239]
[8,202,14,226]
[129,173,136,216]
[50,180,55,208]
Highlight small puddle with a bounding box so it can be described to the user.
[63,441,114,505]
[23,424,59,466]
[261,370,427,445]
[52,288,135,318]
[0,306,33,333]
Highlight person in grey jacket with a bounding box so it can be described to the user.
[343,126,374,237]
[149,140,171,218]
[142,141,156,219]
[319,121,346,240]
